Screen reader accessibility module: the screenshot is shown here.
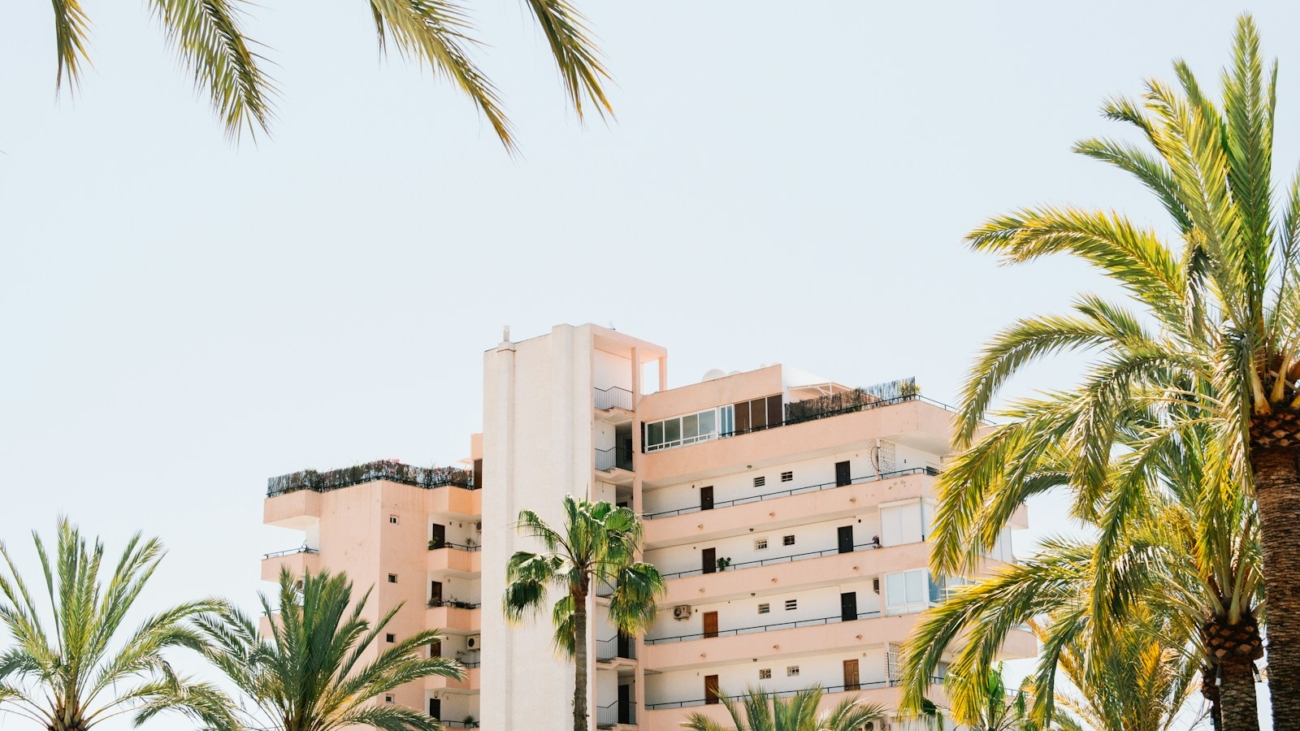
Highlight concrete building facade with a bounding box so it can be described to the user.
[261,323,1033,731]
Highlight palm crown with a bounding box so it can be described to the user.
[194,568,462,731]
[0,518,234,731]
[927,14,1300,725]
[680,685,884,731]
[502,496,666,731]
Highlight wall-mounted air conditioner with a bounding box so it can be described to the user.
[673,605,692,621]
[466,635,481,650]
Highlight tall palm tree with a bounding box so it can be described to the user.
[926,14,1300,725]
[40,0,610,148]
[502,496,666,731]
[196,567,461,731]
[0,518,235,731]
[680,686,885,731]
[946,664,1039,731]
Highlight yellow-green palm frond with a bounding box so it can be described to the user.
[520,0,613,120]
[50,0,92,91]
[148,0,276,140]
[369,0,514,151]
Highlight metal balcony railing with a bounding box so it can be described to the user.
[263,547,319,559]
[438,722,480,729]
[426,599,481,609]
[428,540,481,552]
[644,466,940,519]
[595,386,634,411]
[596,700,637,727]
[595,447,634,472]
[596,635,637,661]
[645,680,951,710]
[645,610,882,645]
[659,542,882,580]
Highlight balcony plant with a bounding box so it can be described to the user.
[716,556,733,572]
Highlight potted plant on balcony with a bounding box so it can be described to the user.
[429,536,445,550]
[716,557,733,572]
[464,714,478,728]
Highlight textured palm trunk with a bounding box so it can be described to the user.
[1219,658,1260,731]
[573,582,589,731]
[1203,664,1223,731]
[1251,447,1300,729]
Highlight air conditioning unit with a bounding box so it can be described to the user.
[673,605,692,621]
[466,635,481,650]
[476,522,482,532]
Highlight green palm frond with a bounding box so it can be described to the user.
[147,0,276,139]
[520,0,612,120]
[50,0,92,91]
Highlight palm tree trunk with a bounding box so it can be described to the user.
[573,582,590,731]
[1219,659,1260,731]
[1203,664,1223,731]
[1251,448,1300,729]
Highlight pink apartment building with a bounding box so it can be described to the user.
[262,323,1034,731]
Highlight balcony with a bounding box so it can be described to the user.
[596,447,635,485]
[425,605,481,634]
[643,398,955,486]
[596,635,637,664]
[643,612,911,671]
[644,468,937,549]
[662,542,930,604]
[596,386,635,413]
[427,543,482,575]
[260,547,320,581]
[425,666,481,692]
[596,699,637,729]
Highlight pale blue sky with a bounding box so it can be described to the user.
[1,2,1296,728]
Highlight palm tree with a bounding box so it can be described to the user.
[0,518,235,731]
[502,496,666,731]
[944,664,1039,731]
[926,14,1300,725]
[195,567,462,731]
[680,685,885,731]
[40,0,610,148]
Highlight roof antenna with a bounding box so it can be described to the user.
[502,325,511,343]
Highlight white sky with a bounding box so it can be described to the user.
[1,2,1296,729]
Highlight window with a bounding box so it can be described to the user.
[758,603,771,614]
[645,406,731,452]
[785,599,797,611]
[781,471,793,482]
[783,535,796,546]
[386,633,396,643]
[389,515,399,525]
[759,669,772,679]
[885,569,931,615]
[388,574,398,584]
[753,476,766,488]
[880,501,925,546]
[755,538,769,550]
[385,695,394,704]
[787,666,800,677]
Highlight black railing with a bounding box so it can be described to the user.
[428,541,481,552]
[438,722,480,729]
[263,547,319,560]
[644,466,940,519]
[596,447,634,472]
[596,700,637,727]
[646,610,882,645]
[596,635,637,661]
[660,542,881,580]
[268,459,475,497]
[596,386,635,411]
[646,680,950,710]
[427,599,481,609]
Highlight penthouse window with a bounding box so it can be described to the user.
[645,406,733,452]
[759,668,772,680]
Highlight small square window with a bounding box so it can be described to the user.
[753,476,766,488]
[385,695,394,703]
[758,603,771,614]
[783,535,795,546]
[755,539,768,550]
[781,471,793,482]
[785,599,797,611]
[386,633,396,643]
[787,666,800,677]
[389,515,399,525]
[759,668,772,680]
[388,574,398,584]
